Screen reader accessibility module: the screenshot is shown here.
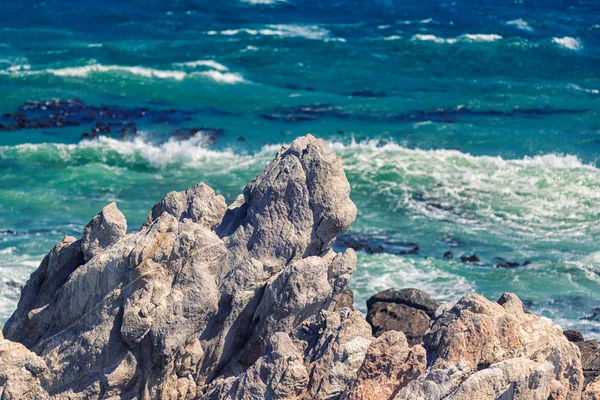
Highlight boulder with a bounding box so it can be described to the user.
[366,288,440,345]
[394,293,584,400]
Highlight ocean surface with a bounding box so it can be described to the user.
[1,0,599,337]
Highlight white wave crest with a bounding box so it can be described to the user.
[553,37,583,50]
[194,70,246,84]
[173,60,228,71]
[411,33,501,44]
[1,62,247,84]
[506,19,533,32]
[209,24,331,40]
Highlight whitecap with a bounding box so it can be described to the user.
[173,60,228,71]
[195,70,245,84]
[506,19,533,32]
[460,33,502,42]
[411,33,501,44]
[411,34,451,44]
[212,24,330,40]
[553,36,583,50]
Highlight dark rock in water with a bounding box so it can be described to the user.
[350,90,386,98]
[460,254,481,264]
[366,288,441,345]
[583,307,600,322]
[335,232,419,256]
[494,257,521,268]
[564,330,585,342]
[4,280,24,291]
[259,103,588,125]
[496,261,520,268]
[333,289,354,311]
[0,99,226,144]
[0,229,16,235]
[262,103,343,123]
[397,245,419,255]
[443,251,453,259]
[237,136,246,142]
[523,260,532,266]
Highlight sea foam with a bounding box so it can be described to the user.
[553,37,583,50]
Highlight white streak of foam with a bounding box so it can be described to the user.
[411,33,502,44]
[506,19,533,32]
[210,24,330,40]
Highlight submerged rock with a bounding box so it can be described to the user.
[0,134,589,399]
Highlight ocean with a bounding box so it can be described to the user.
[1,0,599,337]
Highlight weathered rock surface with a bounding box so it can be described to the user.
[366,288,440,345]
[0,134,591,400]
[394,292,583,400]
[334,288,355,311]
[343,330,426,400]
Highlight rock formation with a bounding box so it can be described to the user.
[0,134,591,399]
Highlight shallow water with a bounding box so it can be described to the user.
[1,0,599,336]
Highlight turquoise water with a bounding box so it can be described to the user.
[1,1,600,336]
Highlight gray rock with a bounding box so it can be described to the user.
[1,134,363,400]
[333,288,355,311]
[142,182,226,230]
[81,202,127,262]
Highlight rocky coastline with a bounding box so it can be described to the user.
[1,135,599,399]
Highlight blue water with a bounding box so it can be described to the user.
[1,0,600,337]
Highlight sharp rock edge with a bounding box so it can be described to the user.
[0,135,588,399]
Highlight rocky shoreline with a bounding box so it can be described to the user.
[0,135,598,399]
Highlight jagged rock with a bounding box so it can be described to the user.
[343,331,426,400]
[2,134,362,399]
[81,202,127,262]
[394,293,584,400]
[366,288,440,345]
[0,336,48,399]
[3,236,84,347]
[582,375,600,399]
[298,309,373,400]
[334,288,355,311]
[142,182,226,230]
[204,333,309,399]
